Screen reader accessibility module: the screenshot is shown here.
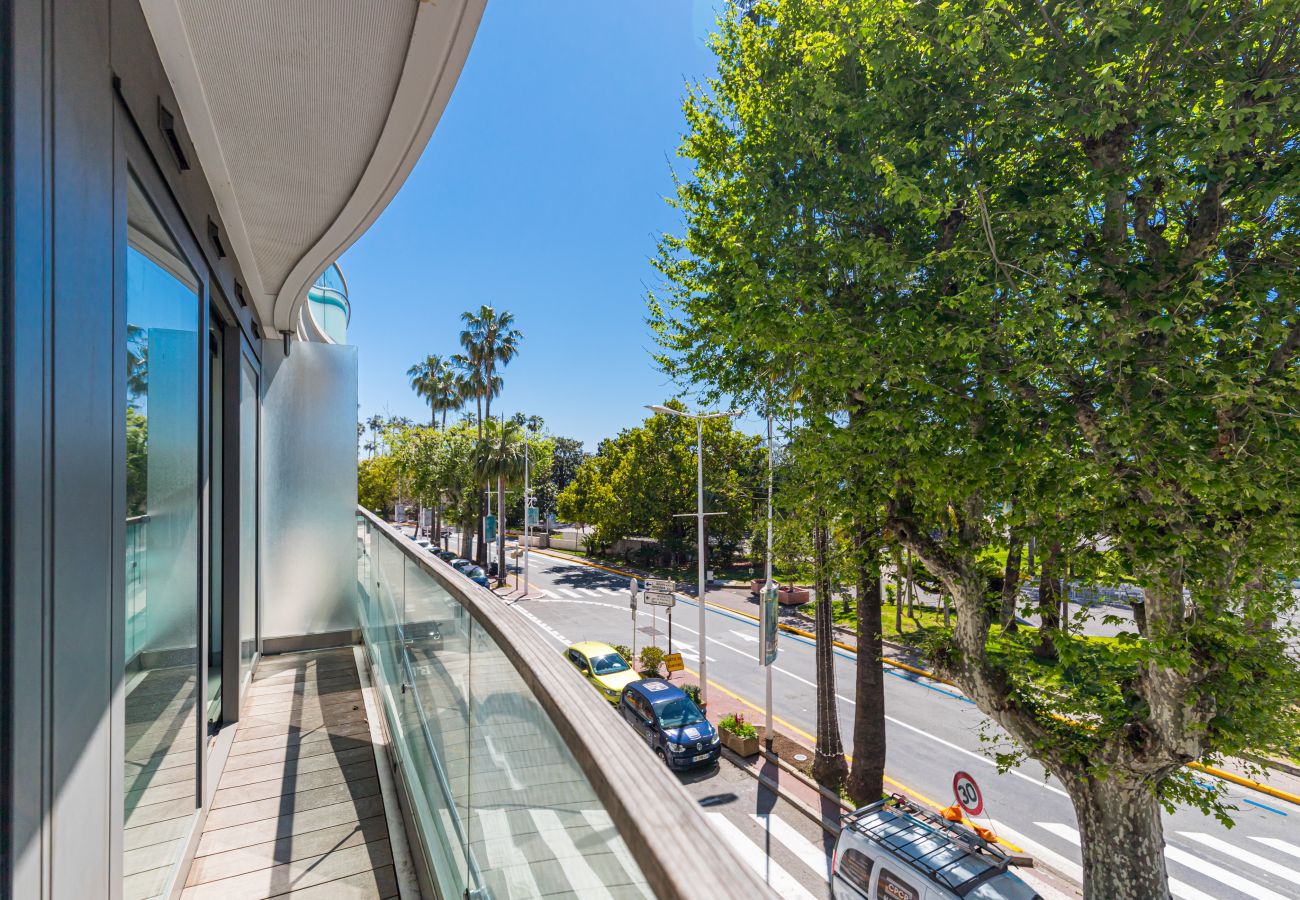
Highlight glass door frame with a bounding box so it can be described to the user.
[222,329,262,724]
[117,111,212,897]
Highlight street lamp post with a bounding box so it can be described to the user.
[646,404,738,711]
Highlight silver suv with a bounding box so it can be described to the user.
[832,795,1041,900]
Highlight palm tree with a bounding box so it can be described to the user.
[458,306,522,564]
[459,306,521,425]
[476,418,527,586]
[407,354,463,428]
[364,414,385,458]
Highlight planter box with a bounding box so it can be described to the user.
[720,729,759,757]
[750,581,811,606]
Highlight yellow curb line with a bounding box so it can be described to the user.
[535,547,1300,809]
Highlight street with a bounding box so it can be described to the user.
[444,534,1300,900]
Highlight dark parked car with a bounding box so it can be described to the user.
[463,565,490,588]
[435,549,457,562]
[618,679,719,770]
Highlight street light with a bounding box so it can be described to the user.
[645,403,739,710]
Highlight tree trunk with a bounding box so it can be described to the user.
[1069,774,1172,900]
[1000,530,1023,631]
[811,517,848,790]
[1035,542,1062,661]
[845,530,885,806]
[892,545,903,635]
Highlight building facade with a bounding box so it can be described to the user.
[1,2,771,899]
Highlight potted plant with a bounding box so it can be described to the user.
[681,682,706,715]
[638,645,666,678]
[718,712,759,756]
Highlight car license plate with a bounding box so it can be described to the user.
[692,753,710,762]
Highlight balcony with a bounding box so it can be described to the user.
[181,508,769,899]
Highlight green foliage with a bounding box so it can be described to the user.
[638,645,667,677]
[652,0,1300,843]
[125,407,148,518]
[681,682,704,709]
[556,401,764,559]
[357,454,398,515]
[719,712,757,740]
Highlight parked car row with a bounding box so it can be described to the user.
[405,530,491,587]
[563,641,720,771]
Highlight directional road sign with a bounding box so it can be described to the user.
[644,590,675,607]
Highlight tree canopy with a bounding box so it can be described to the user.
[651,2,1300,896]
[557,402,763,562]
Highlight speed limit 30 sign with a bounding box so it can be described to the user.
[952,771,984,816]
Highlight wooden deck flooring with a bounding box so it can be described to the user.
[182,648,404,899]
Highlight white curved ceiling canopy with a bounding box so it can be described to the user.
[143,0,486,332]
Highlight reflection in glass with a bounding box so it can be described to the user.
[239,356,258,686]
[356,520,652,899]
[123,176,200,900]
[207,324,223,723]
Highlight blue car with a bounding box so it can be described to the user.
[618,678,720,770]
[463,565,490,588]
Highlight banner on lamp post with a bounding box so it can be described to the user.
[759,582,779,665]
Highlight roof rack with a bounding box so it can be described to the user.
[843,794,1014,895]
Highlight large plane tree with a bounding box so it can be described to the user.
[651,2,1300,897]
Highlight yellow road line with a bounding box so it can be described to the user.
[538,546,1300,809]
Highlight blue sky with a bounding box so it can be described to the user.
[342,2,739,449]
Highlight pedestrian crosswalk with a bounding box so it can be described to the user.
[1030,821,1299,900]
[706,812,825,900]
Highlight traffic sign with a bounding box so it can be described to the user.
[644,590,675,607]
[645,577,674,593]
[629,576,638,610]
[953,771,983,816]
[664,653,684,673]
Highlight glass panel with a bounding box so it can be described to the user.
[207,326,223,723]
[356,517,651,899]
[239,356,258,687]
[123,175,200,899]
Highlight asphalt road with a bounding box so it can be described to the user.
[439,534,1300,900]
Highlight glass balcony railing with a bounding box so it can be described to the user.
[355,507,767,900]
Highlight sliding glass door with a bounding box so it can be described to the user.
[122,174,201,899]
[239,352,259,688]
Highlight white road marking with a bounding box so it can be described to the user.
[580,810,653,898]
[706,813,817,900]
[477,808,543,898]
[1250,837,1300,860]
[599,587,622,596]
[577,588,604,598]
[729,629,759,643]
[557,588,581,599]
[1177,831,1300,882]
[512,604,570,647]
[984,819,1082,885]
[1037,822,1280,900]
[531,809,615,897]
[749,814,830,881]
[885,713,1070,798]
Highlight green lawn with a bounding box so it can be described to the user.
[810,599,950,643]
[541,545,763,584]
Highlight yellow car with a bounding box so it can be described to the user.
[564,641,640,703]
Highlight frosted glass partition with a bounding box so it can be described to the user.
[261,339,358,641]
[356,514,653,900]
